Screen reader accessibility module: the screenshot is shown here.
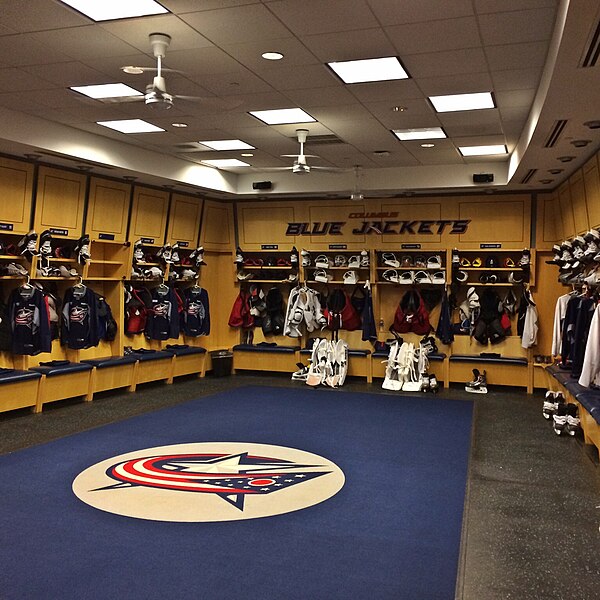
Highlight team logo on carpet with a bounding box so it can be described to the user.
[72,442,345,522]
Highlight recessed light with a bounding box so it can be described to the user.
[122,66,145,75]
[262,51,284,60]
[248,108,316,125]
[539,179,554,184]
[97,119,165,134]
[198,139,255,151]
[392,106,407,112]
[70,83,142,99]
[557,155,575,162]
[392,127,446,141]
[548,168,563,174]
[458,144,507,157]
[429,92,495,113]
[583,120,600,129]
[57,0,168,21]
[421,143,435,148]
[327,56,409,84]
[241,153,254,157]
[373,150,390,156]
[200,159,250,168]
[171,122,188,128]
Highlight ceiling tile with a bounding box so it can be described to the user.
[100,15,213,53]
[492,67,543,91]
[23,62,111,88]
[266,0,379,36]
[0,0,90,32]
[0,67,54,92]
[259,64,337,90]
[300,29,396,62]
[386,17,481,55]
[284,86,358,108]
[478,8,557,45]
[162,47,249,76]
[475,0,558,14]
[402,48,488,78]
[159,0,260,13]
[0,33,72,67]
[346,79,424,103]
[495,89,537,108]
[179,5,291,44]
[368,0,474,24]
[416,72,494,96]
[485,41,550,70]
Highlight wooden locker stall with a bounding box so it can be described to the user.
[583,154,600,228]
[568,169,589,234]
[129,186,170,245]
[34,166,86,239]
[166,193,202,247]
[557,181,576,239]
[87,177,131,243]
[0,156,35,235]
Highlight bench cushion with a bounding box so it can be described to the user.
[234,344,299,354]
[574,391,600,423]
[163,345,207,357]
[449,354,528,366]
[81,356,138,369]
[30,362,93,377]
[0,369,42,384]
[129,350,173,362]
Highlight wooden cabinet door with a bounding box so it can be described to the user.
[166,193,202,247]
[0,157,34,235]
[86,177,131,242]
[129,186,169,244]
[34,166,86,239]
[200,200,234,251]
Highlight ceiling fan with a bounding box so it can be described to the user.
[102,33,237,111]
[263,129,347,174]
[350,165,365,201]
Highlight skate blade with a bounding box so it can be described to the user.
[465,385,488,394]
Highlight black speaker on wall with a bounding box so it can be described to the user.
[473,173,494,183]
[252,181,272,190]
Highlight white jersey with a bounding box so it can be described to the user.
[521,290,539,349]
[578,302,600,388]
[551,294,571,356]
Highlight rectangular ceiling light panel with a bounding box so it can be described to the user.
[58,0,168,21]
[198,140,255,151]
[97,119,165,133]
[429,92,495,113]
[201,159,250,168]
[392,127,446,141]
[249,108,316,125]
[459,144,507,156]
[70,83,142,99]
[327,57,408,84]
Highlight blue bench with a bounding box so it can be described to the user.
[81,356,138,398]
[232,344,301,374]
[29,361,93,409]
[449,354,528,366]
[163,345,207,378]
[449,354,529,391]
[235,344,299,353]
[0,369,42,414]
[128,350,174,388]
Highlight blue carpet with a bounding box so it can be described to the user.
[0,386,473,600]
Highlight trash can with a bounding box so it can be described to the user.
[211,350,233,377]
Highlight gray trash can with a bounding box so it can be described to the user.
[211,350,233,377]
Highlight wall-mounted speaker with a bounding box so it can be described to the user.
[473,173,494,183]
[252,181,272,190]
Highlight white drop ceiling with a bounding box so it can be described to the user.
[0,0,598,200]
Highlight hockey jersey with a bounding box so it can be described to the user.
[146,285,180,340]
[8,285,52,355]
[61,285,100,349]
[181,286,210,337]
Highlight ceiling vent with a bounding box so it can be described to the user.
[580,18,600,67]
[301,134,345,146]
[520,169,537,184]
[174,143,207,152]
[543,120,568,148]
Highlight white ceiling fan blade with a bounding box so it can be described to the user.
[255,166,294,172]
[281,154,320,158]
[310,166,349,172]
[98,95,145,104]
[172,95,243,110]
[121,66,184,75]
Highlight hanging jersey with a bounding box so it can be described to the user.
[9,285,52,355]
[61,286,100,349]
[182,287,210,337]
[146,286,180,340]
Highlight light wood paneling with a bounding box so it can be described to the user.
[34,166,86,239]
[167,193,202,246]
[0,157,34,234]
[87,177,130,242]
[583,155,600,228]
[129,186,169,244]
[557,182,575,239]
[308,203,366,247]
[538,192,560,247]
[200,200,234,251]
[239,203,296,248]
[569,169,588,234]
[458,198,529,244]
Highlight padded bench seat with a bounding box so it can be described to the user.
[233,344,300,374]
[449,354,529,390]
[81,356,138,369]
[81,355,137,397]
[128,350,174,388]
[0,369,42,414]
[164,345,207,378]
[30,361,93,410]
[575,391,600,423]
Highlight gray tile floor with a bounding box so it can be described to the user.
[0,373,598,600]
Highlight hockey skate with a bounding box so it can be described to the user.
[465,368,488,394]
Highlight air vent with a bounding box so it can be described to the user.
[302,134,345,146]
[520,169,537,184]
[580,18,600,67]
[543,120,568,148]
